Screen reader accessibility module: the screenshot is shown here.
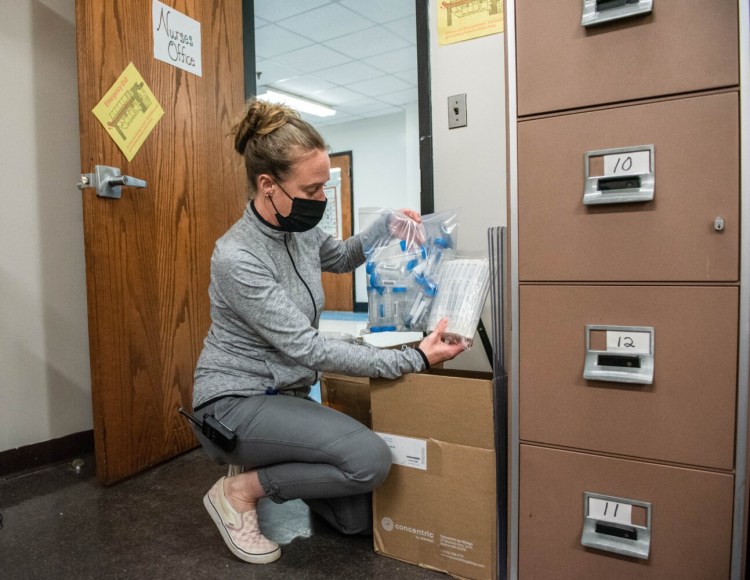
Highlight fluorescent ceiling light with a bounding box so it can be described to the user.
[257,89,336,118]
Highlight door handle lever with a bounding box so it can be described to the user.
[108,175,147,189]
[78,165,148,199]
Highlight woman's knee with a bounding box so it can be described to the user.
[367,433,392,487]
[341,429,392,489]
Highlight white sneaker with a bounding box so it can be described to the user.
[203,476,281,564]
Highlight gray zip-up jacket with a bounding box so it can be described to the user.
[192,202,426,409]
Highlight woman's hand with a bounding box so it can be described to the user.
[417,318,467,367]
[397,208,422,223]
[389,208,426,247]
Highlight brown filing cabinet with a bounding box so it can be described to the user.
[519,445,734,579]
[506,1,748,578]
[517,92,740,282]
[515,0,738,116]
[519,285,738,469]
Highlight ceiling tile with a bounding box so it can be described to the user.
[324,25,410,59]
[254,0,332,23]
[379,87,418,106]
[255,24,314,59]
[273,75,336,96]
[363,46,417,74]
[314,61,385,85]
[394,68,418,85]
[383,16,417,42]
[339,0,415,23]
[311,86,367,105]
[360,105,403,119]
[338,98,397,115]
[273,44,352,72]
[279,4,373,42]
[253,1,419,125]
[347,75,412,98]
[315,111,361,128]
[255,59,303,85]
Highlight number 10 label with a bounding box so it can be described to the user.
[603,150,650,176]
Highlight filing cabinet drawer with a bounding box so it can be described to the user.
[519,285,737,469]
[515,0,738,116]
[519,444,733,579]
[518,92,739,282]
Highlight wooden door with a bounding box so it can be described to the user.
[76,0,246,484]
[322,152,354,311]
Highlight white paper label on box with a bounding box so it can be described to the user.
[588,497,632,525]
[606,330,651,354]
[376,433,427,470]
[152,0,202,77]
[603,149,650,176]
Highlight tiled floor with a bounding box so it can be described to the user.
[0,448,443,580]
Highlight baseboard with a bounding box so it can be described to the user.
[0,430,94,478]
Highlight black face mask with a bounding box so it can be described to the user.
[268,182,327,233]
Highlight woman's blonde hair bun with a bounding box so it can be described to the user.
[233,99,301,155]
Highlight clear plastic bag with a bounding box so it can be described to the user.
[426,255,490,347]
[363,209,460,333]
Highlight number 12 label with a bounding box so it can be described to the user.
[606,330,651,354]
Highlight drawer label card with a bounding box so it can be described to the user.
[588,497,632,525]
[603,149,650,176]
[376,432,427,470]
[606,330,651,354]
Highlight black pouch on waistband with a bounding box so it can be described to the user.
[179,408,237,452]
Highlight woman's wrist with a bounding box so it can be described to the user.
[415,347,430,371]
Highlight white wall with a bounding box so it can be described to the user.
[320,106,421,303]
[0,0,92,453]
[428,0,506,372]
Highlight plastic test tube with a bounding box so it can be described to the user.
[368,286,382,330]
[391,287,408,330]
[381,287,395,328]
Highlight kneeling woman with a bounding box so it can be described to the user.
[192,98,465,564]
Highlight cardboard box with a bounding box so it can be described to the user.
[371,370,496,580]
[320,373,371,428]
[319,333,423,428]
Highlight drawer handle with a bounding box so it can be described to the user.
[581,0,653,27]
[595,520,638,541]
[584,325,654,384]
[582,492,652,559]
[583,145,654,206]
[596,354,640,369]
[596,175,641,192]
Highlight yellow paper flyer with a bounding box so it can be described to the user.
[438,0,504,46]
[92,62,164,161]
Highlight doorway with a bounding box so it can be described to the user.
[245,0,434,310]
[321,151,354,310]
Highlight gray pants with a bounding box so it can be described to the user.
[193,394,392,535]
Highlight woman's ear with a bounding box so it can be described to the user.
[257,173,274,195]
